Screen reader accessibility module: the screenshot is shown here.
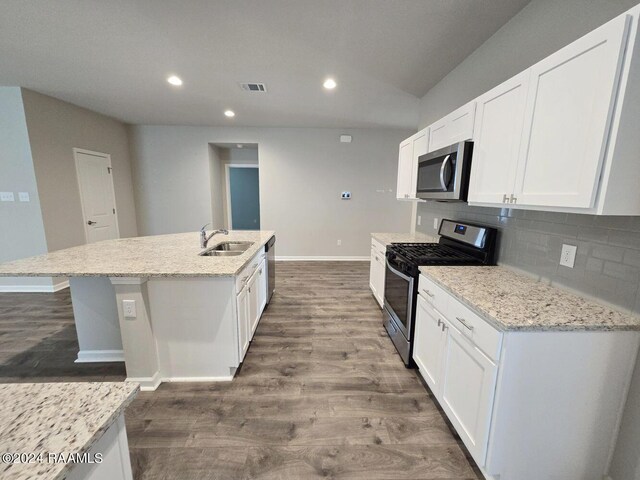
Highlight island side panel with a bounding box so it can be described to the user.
[146,276,239,381]
[485,330,640,480]
[69,277,124,363]
[111,278,161,391]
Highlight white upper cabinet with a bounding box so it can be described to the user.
[514,14,631,209]
[396,128,428,200]
[468,71,530,205]
[428,102,476,153]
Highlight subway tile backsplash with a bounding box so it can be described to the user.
[415,202,640,314]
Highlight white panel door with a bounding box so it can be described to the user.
[396,138,414,199]
[248,270,260,335]
[237,287,249,360]
[257,258,267,315]
[514,14,631,208]
[428,102,476,153]
[413,295,445,395]
[440,320,498,466]
[75,149,119,243]
[468,71,530,205]
[374,254,385,307]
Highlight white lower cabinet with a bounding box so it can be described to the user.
[439,320,498,463]
[413,273,640,480]
[235,249,268,362]
[369,238,386,308]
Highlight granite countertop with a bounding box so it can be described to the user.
[419,265,640,332]
[372,232,438,246]
[0,230,275,278]
[0,382,139,480]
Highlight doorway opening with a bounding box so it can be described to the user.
[209,143,260,230]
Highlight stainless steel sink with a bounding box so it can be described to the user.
[199,242,254,257]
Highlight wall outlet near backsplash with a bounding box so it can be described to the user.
[560,244,577,268]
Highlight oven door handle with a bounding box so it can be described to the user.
[439,154,451,191]
[385,257,412,282]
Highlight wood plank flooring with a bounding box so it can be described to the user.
[0,262,482,479]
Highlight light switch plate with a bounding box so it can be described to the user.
[122,299,137,319]
[560,244,577,268]
[433,218,439,230]
[18,192,30,202]
[0,192,15,202]
[417,216,421,226]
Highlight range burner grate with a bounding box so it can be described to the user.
[389,242,480,265]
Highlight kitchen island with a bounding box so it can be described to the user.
[0,382,138,480]
[0,230,275,390]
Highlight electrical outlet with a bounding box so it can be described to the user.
[433,218,439,230]
[122,299,137,318]
[560,244,577,268]
[341,191,351,199]
[0,192,15,202]
[337,239,341,246]
[417,216,421,226]
[18,192,30,202]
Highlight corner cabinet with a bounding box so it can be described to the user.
[369,238,386,308]
[413,273,640,480]
[396,128,428,200]
[468,9,640,215]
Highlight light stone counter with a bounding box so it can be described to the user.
[372,232,438,246]
[0,382,138,480]
[419,265,640,332]
[0,230,275,278]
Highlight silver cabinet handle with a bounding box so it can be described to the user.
[258,269,263,274]
[422,289,434,298]
[439,154,451,191]
[437,319,442,327]
[502,194,509,203]
[87,220,97,225]
[456,317,474,331]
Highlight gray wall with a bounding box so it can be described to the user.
[419,0,639,128]
[415,1,640,477]
[0,87,52,289]
[21,89,138,251]
[130,126,412,257]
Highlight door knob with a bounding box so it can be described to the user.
[87,220,97,225]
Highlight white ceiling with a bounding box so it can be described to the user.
[0,0,529,128]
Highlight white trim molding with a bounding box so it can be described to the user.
[276,256,369,261]
[75,349,125,363]
[161,376,234,383]
[127,371,162,392]
[0,279,69,293]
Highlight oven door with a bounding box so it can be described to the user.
[383,256,415,340]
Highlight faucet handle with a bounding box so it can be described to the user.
[200,223,211,232]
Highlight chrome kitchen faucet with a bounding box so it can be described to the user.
[200,224,229,248]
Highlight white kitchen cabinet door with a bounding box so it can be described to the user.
[413,295,445,395]
[514,14,631,208]
[369,246,378,299]
[396,139,414,200]
[440,320,498,466]
[468,71,530,205]
[428,102,476,153]
[248,271,260,336]
[257,258,267,315]
[237,286,250,361]
[374,252,385,307]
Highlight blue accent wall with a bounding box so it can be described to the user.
[229,167,260,230]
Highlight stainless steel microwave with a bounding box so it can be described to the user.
[416,141,473,201]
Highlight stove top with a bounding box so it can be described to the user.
[389,242,481,265]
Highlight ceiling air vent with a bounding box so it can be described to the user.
[239,82,267,92]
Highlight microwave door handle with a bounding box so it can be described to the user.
[439,154,451,191]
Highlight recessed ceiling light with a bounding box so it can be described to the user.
[167,75,183,86]
[323,78,337,90]
[224,110,235,118]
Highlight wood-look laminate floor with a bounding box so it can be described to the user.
[0,262,482,479]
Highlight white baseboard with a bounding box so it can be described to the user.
[276,256,369,261]
[127,371,162,391]
[75,349,125,363]
[0,278,69,293]
[161,375,234,383]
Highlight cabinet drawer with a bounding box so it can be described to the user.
[418,275,448,313]
[236,249,263,292]
[447,299,502,361]
[371,238,386,256]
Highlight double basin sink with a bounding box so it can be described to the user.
[199,241,254,257]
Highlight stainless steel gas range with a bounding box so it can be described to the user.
[383,219,497,366]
